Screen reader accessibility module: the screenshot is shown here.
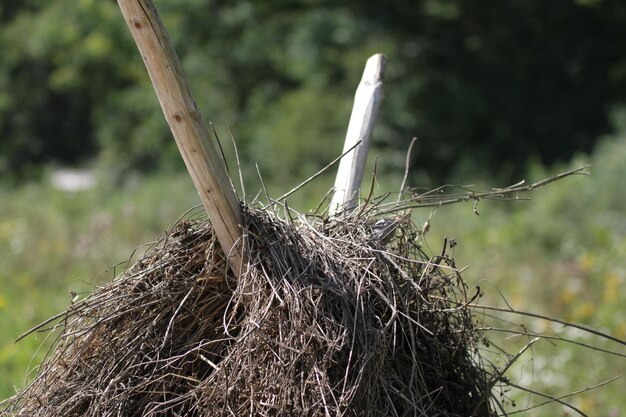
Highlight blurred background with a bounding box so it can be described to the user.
[1,0,625,415]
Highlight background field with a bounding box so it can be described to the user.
[2,130,625,415]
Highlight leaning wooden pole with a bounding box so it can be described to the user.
[330,54,387,216]
[117,0,243,272]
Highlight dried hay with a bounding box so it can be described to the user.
[1,203,499,417]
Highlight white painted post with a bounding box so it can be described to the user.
[330,54,387,216]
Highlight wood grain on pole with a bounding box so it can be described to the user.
[116,0,243,271]
[330,54,387,216]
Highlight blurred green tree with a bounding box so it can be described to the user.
[347,0,626,181]
[1,0,625,184]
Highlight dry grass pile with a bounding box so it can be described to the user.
[2,204,500,416]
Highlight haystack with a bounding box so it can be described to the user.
[1,204,498,416]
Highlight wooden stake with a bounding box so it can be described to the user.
[330,54,387,216]
[116,0,243,271]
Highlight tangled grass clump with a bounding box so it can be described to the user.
[1,204,500,417]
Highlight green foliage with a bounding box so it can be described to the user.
[352,0,626,181]
[2,1,626,184]
[0,171,200,400]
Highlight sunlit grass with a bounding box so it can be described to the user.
[422,137,626,416]
[0,171,200,399]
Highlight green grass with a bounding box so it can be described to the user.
[422,136,626,416]
[1,136,625,415]
[0,171,201,398]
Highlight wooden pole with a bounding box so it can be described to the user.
[116,0,243,271]
[329,54,387,216]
